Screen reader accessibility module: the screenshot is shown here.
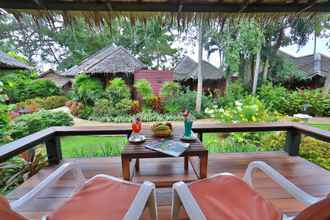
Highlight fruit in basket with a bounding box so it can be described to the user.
[152,122,173,137]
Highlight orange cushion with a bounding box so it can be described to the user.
[294,196,330,220]
[0,196,27,220]
[48,176,140,220]
[189,175,282,220]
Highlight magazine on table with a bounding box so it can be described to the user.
[145,140,190,157]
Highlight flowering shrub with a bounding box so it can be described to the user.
[206,96,282,146]
[206,96,281,123]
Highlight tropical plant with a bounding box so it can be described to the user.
[105,78,130,103]
[160,81,181,98]
[134,80,153,106]
[0,149,47,193]
[73,74,103,105]
[164,89,212,118]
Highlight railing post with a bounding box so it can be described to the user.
[45,135,62,165]
[285,129,301,156]
[198,132,203,142]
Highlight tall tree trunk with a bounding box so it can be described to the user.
[313,31,317,56]
[252,50,261,95]
[263,58,269,82]
[272,27,285,56]
[195,21,204,112]
[242,57,252,88]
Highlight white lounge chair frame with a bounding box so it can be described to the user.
[10,162,158,220]
[172,161,324,220]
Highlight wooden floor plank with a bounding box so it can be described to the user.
[7,152,330,220]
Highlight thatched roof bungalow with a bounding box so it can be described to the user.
[0,51,32,70]
[62,46,146,86]
[278,50,330,89]
[174,56,225,93]
[39,69,73,92]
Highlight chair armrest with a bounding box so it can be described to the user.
[124,181,157,220]
[10,162,85,210]
[243,161,322,206]
[172,181,206,220]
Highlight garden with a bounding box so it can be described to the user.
[1,15,330,195]
[1,64,330,194]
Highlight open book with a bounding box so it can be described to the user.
[145,140,190,157]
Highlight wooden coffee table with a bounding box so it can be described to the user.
[121,127,208,181]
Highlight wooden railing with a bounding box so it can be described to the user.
[1,122,330,165]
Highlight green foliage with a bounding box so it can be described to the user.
[0,104,9,143]
[258,84,330,116]
[218,81,248,107]
[9,110,73,139]
[16,96,68,111]
[0,81,8,103]
[92,98,131,118]
[270,55,305,83]
[160,81,181,98]
[73,74,103,105]
[0,150,47,194]
[260,132,330,170]
[1,70,58,103]
[90,109,183,123]
[163,89,212,118]
[209,96,280,123]
[134,80,153,105]
[258,83,288,113]
[105,78,130,103]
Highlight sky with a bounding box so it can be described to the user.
[187,33,330,68]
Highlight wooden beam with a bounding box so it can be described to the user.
[2,0,330,13]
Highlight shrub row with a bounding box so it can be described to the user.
[16,96,68,113]
[9,110,73,139]
[258,83,330,116]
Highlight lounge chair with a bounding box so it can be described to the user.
[1,162,157,220]
[172,161,329,220]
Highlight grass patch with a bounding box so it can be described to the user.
[203,133,259,153]
[308,123,330,130]
[61,135,127,158]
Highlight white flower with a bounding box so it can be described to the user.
[219,108,225,113]
[235,101,243,106]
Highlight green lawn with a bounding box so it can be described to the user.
[61,135,127,158]
[308,123,330,130]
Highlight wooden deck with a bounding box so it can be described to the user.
[7,152,330,220]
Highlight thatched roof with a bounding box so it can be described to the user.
[0,51,32,70]
[278,50,330,79]
[0,0,327,26]
[174,56,224,81]
[62,46,146,76]
[39,69,72,88]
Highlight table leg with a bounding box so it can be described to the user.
[135,158,140,172]
[122,156,130,181]
[199,153,208,179]
[184,156,189,171]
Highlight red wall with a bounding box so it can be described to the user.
[134,69,173,95]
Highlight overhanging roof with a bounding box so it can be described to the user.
[1,0,330,14]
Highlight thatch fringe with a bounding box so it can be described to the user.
[2,9,322,28]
